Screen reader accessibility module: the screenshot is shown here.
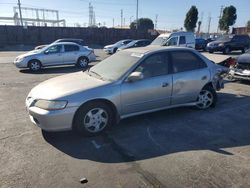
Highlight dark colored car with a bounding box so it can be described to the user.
[195,38,207,51]
[207,35,250,54]
[117,39,151,51]
[35,38,86,50]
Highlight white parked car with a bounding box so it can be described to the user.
[151,32,195,48]
[14,42,96,71]
[103,39,133,54]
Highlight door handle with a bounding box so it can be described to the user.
[201,76,207,80]
[162,82,169,87]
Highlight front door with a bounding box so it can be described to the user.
[41,44,63,66]
[121,52,172,115]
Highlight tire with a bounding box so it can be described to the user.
[113,48,118,53]
[209,50,214,54]
[73,102,114,136]
[196,86,217,110]
[77,57,89,68]
[242,47,248,54]
[28,60,42,71]
[203,47,207,52]
[223,47,230,54]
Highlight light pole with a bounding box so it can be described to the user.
[136,0,138,29]
[17,0,23,26]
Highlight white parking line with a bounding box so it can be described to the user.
[91,140,102,149]
[146,126,165,151]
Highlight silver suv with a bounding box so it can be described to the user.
[26,46,227,136]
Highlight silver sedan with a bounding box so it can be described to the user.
[14,42,96,71]
[26,46,228,136]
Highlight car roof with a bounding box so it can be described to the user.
[134,39,150,42]
[51,42,81,45]
[124,46,195,55]
[56,38,83,41]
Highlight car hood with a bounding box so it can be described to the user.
[104,44,115,48]
[28,71,109,100]
[17,50,41,59]
[208,41,225,45]
[237,53,250,64]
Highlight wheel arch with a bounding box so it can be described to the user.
[72,98,120,129]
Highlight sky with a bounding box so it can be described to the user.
[0,0,249,32]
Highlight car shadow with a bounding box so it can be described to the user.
[19,64,95,74]
[42,92,250,163]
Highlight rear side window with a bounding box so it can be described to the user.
[64,45,79,52]
[171,51,207,73]
[179,36,186,45]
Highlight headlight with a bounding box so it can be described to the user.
[218,43,224,47]
[16,57,25,62]
[34,99,68,110]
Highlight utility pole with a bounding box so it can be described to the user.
[17,0,23,26]
[136,0,138,29]
[207,15,211,35]
[155,14,158,30]
[121,9,123,28]
[124,18,125,27]
[112,18,114,28]
[217,5,224,33]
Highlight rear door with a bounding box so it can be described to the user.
[179,36,186,47]
[170,50,210,105]
[121,52,172,115]
[63,44,80,64]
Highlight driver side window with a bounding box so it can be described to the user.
[134,53,169,79]
[167,37,178,46]
[45,45,62,54]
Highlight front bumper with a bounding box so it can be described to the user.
[229,69,250,81]
[27,105,78,131]
[13,60,28,68]
[103,48,113,54]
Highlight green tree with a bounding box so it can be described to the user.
[219,5,237,33]
[130,18,154,31]
[247,20,250,28]
[184,6,198,32]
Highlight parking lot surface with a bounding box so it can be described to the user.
[1,50,250,188]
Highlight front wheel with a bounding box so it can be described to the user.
[77,57,89,68]
[196,86,217,110]
[28,60,42,71]
[73,102,114,136]
[242,47,248,54]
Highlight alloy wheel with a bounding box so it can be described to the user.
[197,90,214,109]
[83,108,108,133]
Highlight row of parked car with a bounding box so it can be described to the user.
[195,34,250,54]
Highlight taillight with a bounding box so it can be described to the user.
[227,57,236,67]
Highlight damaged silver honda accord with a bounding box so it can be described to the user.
[26,46,228,136]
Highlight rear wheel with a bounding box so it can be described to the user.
[209,50,214,54]
[73,102,114,136]
[77,57,89,68]
[28,60,42,71]
[196,86,217,110]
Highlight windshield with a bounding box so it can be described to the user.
[125,40,137,47]
[151,36,169,45]
[115,40,126,45]
[89,51,141,81]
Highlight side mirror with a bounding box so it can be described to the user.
[44,51,49,55]
[127,72,143,82]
